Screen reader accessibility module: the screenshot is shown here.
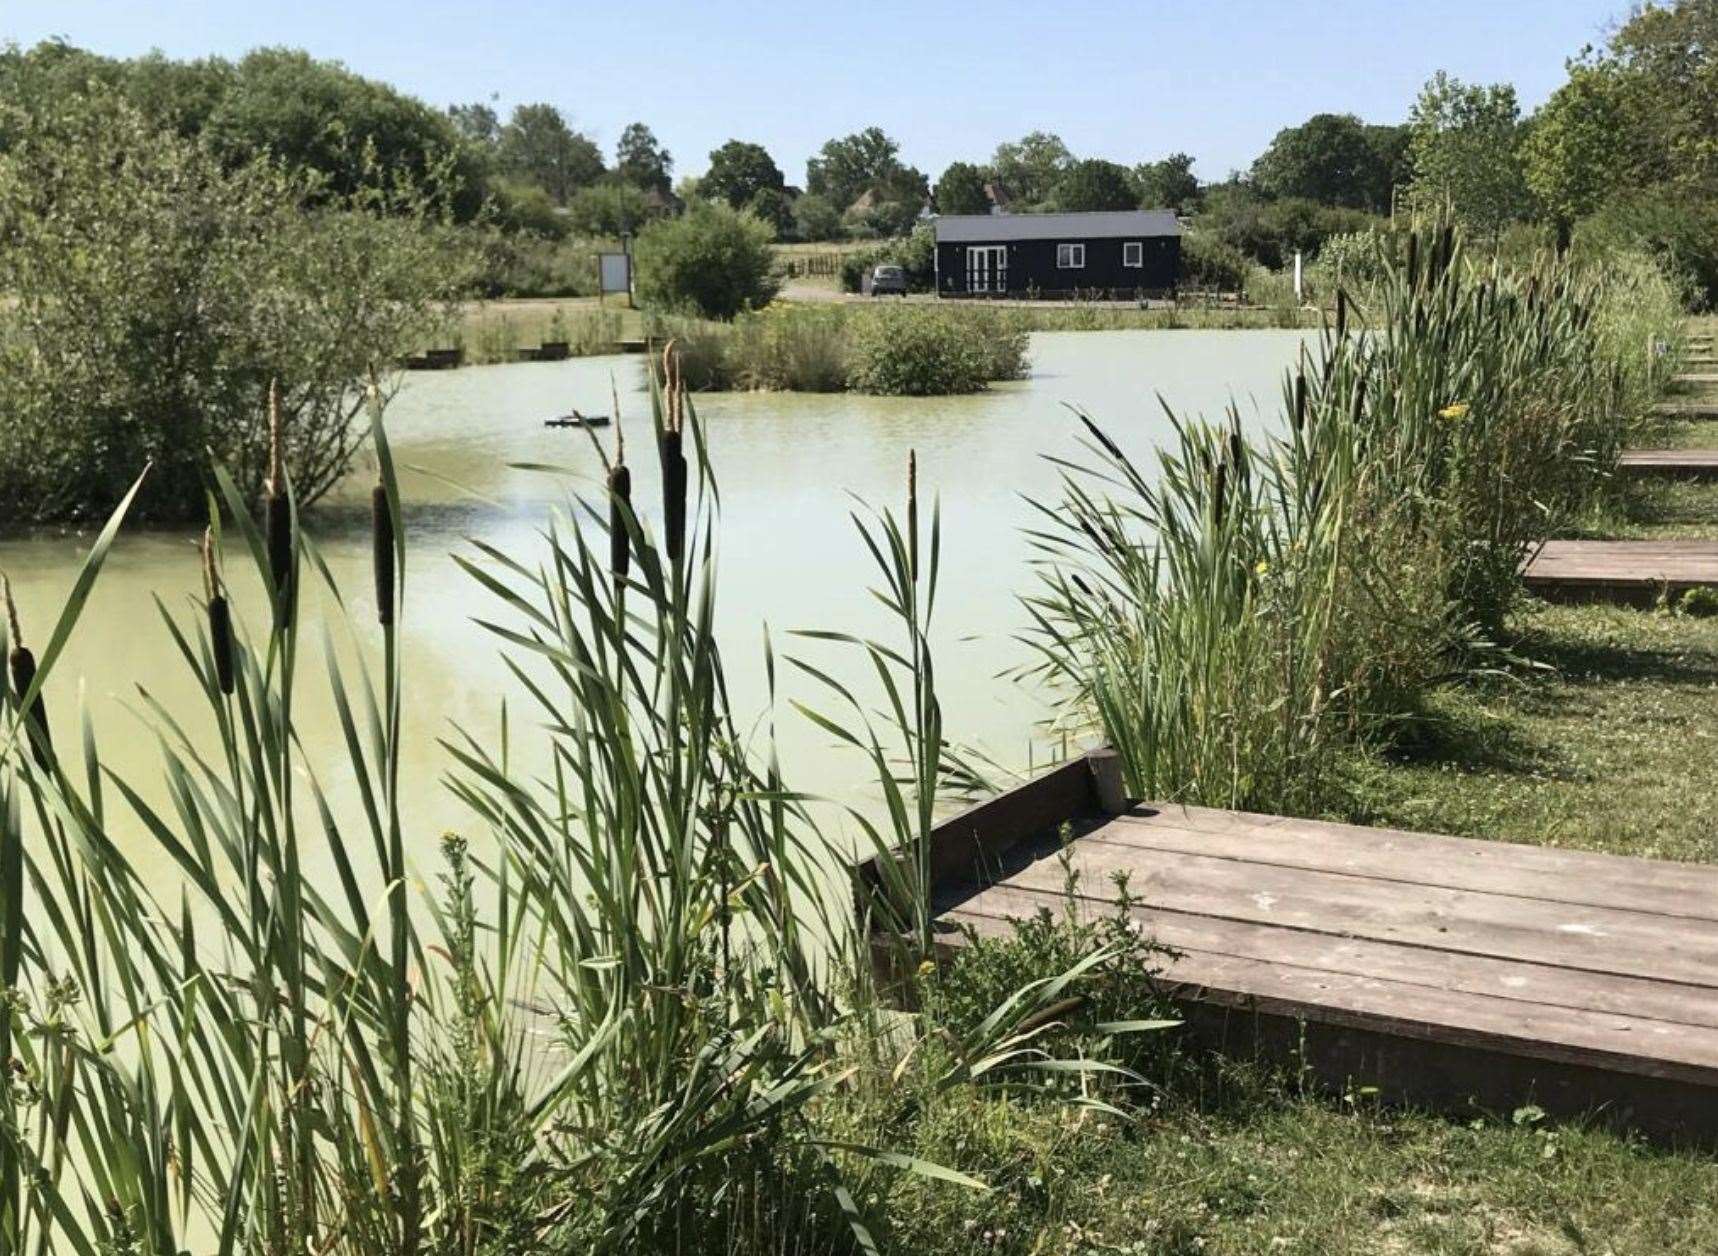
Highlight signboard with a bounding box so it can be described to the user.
[598,251,631,296]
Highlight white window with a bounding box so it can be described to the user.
[1056,242,1085,269]
[1123,241,1144,268]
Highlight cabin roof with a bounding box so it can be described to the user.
[934,209,1181,243]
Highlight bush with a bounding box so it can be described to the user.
[846,305,1028,395]
[840,221,936,293]
[0,94,469,523]
[1178,230,1250,291]
[1198,194,1383,269]
[468,228,607,297]
[1575,187,1717,310]
[634,201,780,319]
[563,181,649,237]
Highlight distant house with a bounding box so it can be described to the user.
[933,209,1181,299]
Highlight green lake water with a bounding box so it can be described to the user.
[1,328,1310,888]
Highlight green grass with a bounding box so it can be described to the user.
[873,1061,1718,1254]
[1340,598,1718,864]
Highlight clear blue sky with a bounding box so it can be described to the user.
[5,0,1625,183]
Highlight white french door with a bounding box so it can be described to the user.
[966,245,1007,293]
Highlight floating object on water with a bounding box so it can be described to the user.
[544,411,611,429]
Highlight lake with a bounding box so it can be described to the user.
[1,329,1310,884]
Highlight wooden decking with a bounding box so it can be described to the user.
[1653,401,1718,420]
[1674,373,1718,387]
[1618,449,1718,480]
[1522,538,1718,605]
[870,753,1718,1144]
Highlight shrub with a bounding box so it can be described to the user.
[564,181,649,236]
[0,94,469,523]
[1179,230,1250,291]
[846,305,1028,395]
[840,221,936,293]
[1680,587,1718,618]
[634,200,780,318]
[1575,187,1717,310]
[469,228,607,297]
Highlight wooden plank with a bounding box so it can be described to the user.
[1652,402,1718,420]
[1097,803,1718,920]
[1523,539,1718,606]
[953,836,1718,989]
[1618,449,1718,480]
[945,884,1718,1034]
[853,754,1102,899]
[1673,373,1718,386]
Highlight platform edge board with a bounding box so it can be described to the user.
[938,909,1718,1143]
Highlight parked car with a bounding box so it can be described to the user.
[867,264,908,296]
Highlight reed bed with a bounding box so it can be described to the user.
[456,304,627,365]
[0,352,1172,1251]
[1024,226,1684,812]
[643,303,1029,395]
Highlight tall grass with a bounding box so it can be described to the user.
[643,304,1028,395]
[0,351,1170,1251]
[1024,226,1683,811]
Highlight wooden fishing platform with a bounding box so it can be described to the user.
[1522,539,1718,605]
[860,752,1718,1144]
[1617,449,1718,480]
[1653,401,1718,421]
[1673,373,1718,388]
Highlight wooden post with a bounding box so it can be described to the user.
[1087,748,1130,815]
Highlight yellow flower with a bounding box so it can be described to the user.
[1438,402,1471,421]
[1254,560,1270,577]
[917,959,937,977]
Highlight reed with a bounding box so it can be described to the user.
[1025,226,1682,812]
[0,351,1168,1252]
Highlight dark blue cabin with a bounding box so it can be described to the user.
[933,209,1181,300]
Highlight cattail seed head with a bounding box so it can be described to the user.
[264,380,293,628]
[1406,233,1420,291]
[1335,288,1348,342]
[608,446,632,584]
[660,341,688,566]
[1292,368,1308,432]
[907,450,919,584]
[202,530,235,696]
[1213,458,1229,530]
[372,482,396,628]
[3,577,50,770]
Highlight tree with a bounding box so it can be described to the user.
[792,191,843,241]
[566,182,650,236]
[747,186,795,235]
[702,139,785,209]
[615,121,672,193]
[0,95,468,522]
[806,127,907,210]
[201,48,482,215]
[1406,72,1531,235]
[1522,63,1632,229]
[447,101,500,147]
[934,161,990,214]
[498,103,604,204]
[1133,153,1199,211]
[1252,113,1395,210]
[633,201,779,319]
[988,131,1073,207]
[1053,158,1138,212]
[1605,0,1718,191]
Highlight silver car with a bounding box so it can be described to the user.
[868,264,908,296]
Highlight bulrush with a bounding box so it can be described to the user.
[660,341,688,566]
[203,530,235,696]
[1293,367,1308,431]
[3,576,50,769]
[373,478,396,628]
[609,424,631,584]
[265,380,294,628]
[907,449,919,583]
[1335,287,1349,342]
